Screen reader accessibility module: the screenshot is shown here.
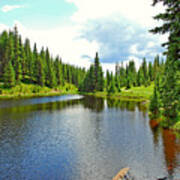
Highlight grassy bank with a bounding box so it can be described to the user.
[80,84,154,102]
[0,83,78,99]
[0,83,153,101]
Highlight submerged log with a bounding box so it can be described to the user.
[113,167,130,180]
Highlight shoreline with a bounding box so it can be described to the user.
[1,87,179,137]
[0,91,78,100]
[0,83,78,100]
[79,91,150,103]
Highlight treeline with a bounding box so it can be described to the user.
[0,26,86,88]
[149,0,180,126]
[80,52,164,94]
[107,55,164,92]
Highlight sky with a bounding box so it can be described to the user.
[0,0,166,72]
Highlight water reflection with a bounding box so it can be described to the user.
[0,95,179,180]
[162,130,180,178]
[150,121,180,179]
[107,98,142,111]
[82,96,104,112]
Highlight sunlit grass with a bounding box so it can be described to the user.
[81,84,154,102]
[0,82,78,99]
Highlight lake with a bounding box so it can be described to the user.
[0,95,179,180]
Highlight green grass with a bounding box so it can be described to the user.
[120,84,154,99]
[80,84,154,102]
[0,83,78,99]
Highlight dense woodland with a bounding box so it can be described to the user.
[0,27,86,89]
[79,52,164,93]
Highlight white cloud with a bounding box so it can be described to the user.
[147,41,155,48]
[1,5,24,13]
[130,44,150,57]
[130,44,139,55]
[0,23,9,31]
[66,0,164,27]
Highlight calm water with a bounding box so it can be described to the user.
[0,95,179,180]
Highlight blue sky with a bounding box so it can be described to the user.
[0,0,166,71]
[0,0,76,28]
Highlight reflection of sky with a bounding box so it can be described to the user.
[0,95,83,108]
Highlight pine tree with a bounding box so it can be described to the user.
[97,66,104,91]
[126,78,131,89]
[148,62,153,81]
[1,33,14,77]
[108,77,116,94]
[19,36,26,81]
[32,43,38,81]
[14,26,22,83]
[161,60,179,122]
[3,61,15,88]
[67,66,72,84]
[137,67,144,86]
[94,52,100,91]
[149,86,160,119]
[0,31,8,78]
[106,70,111,90]
[80,64,95,92]
[49,59,57,88]
[153,55,160,80]
[114,73,121,92]
[44,48,54,87]
[150,0,180,123]
[34,56,45,86]
[128,61,137,86]
[91,52,104,91]
[54,57,63,86]
[24,38,33,78]
[119,63,126,87]
[62,64,68,82]
[142,58,148,86]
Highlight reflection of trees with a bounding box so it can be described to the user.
[0,98,83,179]
[94,115,102,140]
[150,124,180,178]
[0,99,82,141]
[137,102,148,112]
[149,120,161,147]
[162,130,180,177]
[82,96,104,112]
[107,98,141,111]
[0,99,82,116]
